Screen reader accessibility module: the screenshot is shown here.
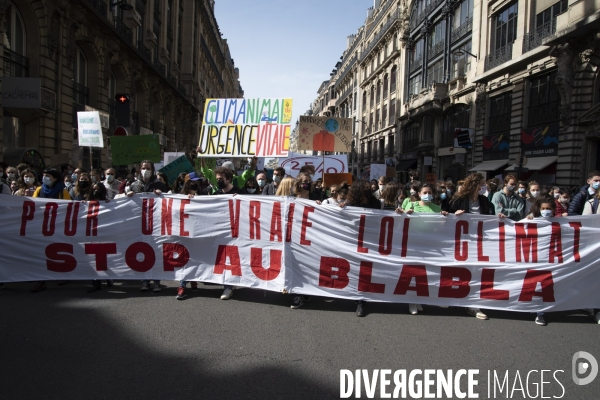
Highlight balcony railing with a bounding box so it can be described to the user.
[410,56,423,74]
[335,85,355,106]
[88,0,107,17]
[3,48,29,77]
[484,43,513,72]
[137,41,152,62]
[114,18,133,45]
[361,9,400,62]
[410,0,444,30]
[366,0,397,36]
[428,40,444,60]
[451,16,473,43]
[523,19,557,53]
[528,101,560,127]
[334,53,357,90]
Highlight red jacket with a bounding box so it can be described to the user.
[555,199,568,216]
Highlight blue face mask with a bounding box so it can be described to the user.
[42,176,53,186]
[518,188,526,194]
[421,194,433,202]
[440,193,447,200]
[593,182,600,190]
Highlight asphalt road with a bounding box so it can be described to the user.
[1,280,599,400]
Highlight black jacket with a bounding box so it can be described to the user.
[448,195,495,215]
[568,185,592,216]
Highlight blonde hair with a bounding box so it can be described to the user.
[276,176,296,196]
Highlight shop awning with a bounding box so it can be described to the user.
[505,156,558,171]
[396,159,418,172]
[469,159,509,172]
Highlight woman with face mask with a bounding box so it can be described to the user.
[69,172,94,201]
[239,176,260,195]
[447,173,494,321]
[525,181,540,216]
[553,187,570,216]
[14,169,40,197]
[294,172,320,201]
[128,160,167,196]
[401,182,421,210]
[435,185,450,212]
[30,169,72,293]
[396,183,447,315]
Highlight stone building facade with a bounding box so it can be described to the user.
[0,0,242,170]
[307,0,599,186]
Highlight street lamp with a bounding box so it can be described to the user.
[453,49,478,59]
[110,0,134,10]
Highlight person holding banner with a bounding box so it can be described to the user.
[396,183,448,316]
[294,173,320,201]
[127,161,166,292]
[491,175,525,221]
[342,180,382,316]
[238,176,260,195]
[380,182,401,211]
[30,169,72,293]
[69,172,94,201]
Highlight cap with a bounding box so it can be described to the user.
[187,172,201,181]
[221,161,235,172]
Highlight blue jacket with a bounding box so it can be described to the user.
[568,185,592,216]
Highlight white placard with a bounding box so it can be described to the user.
[164,152,186,166]
[278,152,348,178]
[369,164,386,181]
[77,111,104,148]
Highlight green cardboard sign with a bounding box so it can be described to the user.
[159,155,195,185]
[110,135,161,165]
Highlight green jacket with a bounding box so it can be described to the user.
[491,191,525,221]
[201,166,255,194]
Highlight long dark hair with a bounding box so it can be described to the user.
[346,180,372,207]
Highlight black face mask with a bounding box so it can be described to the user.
[217,179,226,189]
[79,181,90,189]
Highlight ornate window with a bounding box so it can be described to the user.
[383,74,389,99]
[493,2,518,52]
[426,59,443,85]
[390,66,397,93]
[3,2,27,77]
[376,81,381,104]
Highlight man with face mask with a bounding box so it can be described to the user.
[255,172,267,194]
[262,167,285,195]
[103,167,121,199]
[568,170,600,216]
[491,174,524,221]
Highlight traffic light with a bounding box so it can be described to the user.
[115,93,130,127]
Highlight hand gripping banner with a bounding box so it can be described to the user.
[1,195,599,312]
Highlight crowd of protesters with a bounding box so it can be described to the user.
[1,159,599,326]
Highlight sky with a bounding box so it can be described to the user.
[214,0,374,126]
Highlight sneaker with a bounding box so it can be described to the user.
[290,296,304,309]
[30,282,46,293]
[190,282,199,292]
[595,312,600,324]
[140,282,149,292]
[176,287,186,300]
[535,315,546,326]
[467,308,488,320]
[356,301,365,317]
[409,304,422,315]
[153,282,161,292]
[220,287,233,300]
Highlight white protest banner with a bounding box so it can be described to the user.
[279,152,348,178]
[370,164,386,181]
[77,111,104,147]
[198,98,293,158]
[1,195,600,312]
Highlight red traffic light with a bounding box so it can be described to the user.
[115,93,130,103]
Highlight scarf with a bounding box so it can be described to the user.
[41,181,65,199]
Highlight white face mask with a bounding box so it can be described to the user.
[479,185,487,195]
[530,191,539,198]
[247,188,257,194]
[553,193,560,199]
[106,174,114,182]
[125,185,130,192]
[141,169,152,179]
[379,185,385,192]
[25,177,35,185]
[257,179,266,187]
[560,197,569,203]
[541,210,553,218]
[410,190,416,195]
